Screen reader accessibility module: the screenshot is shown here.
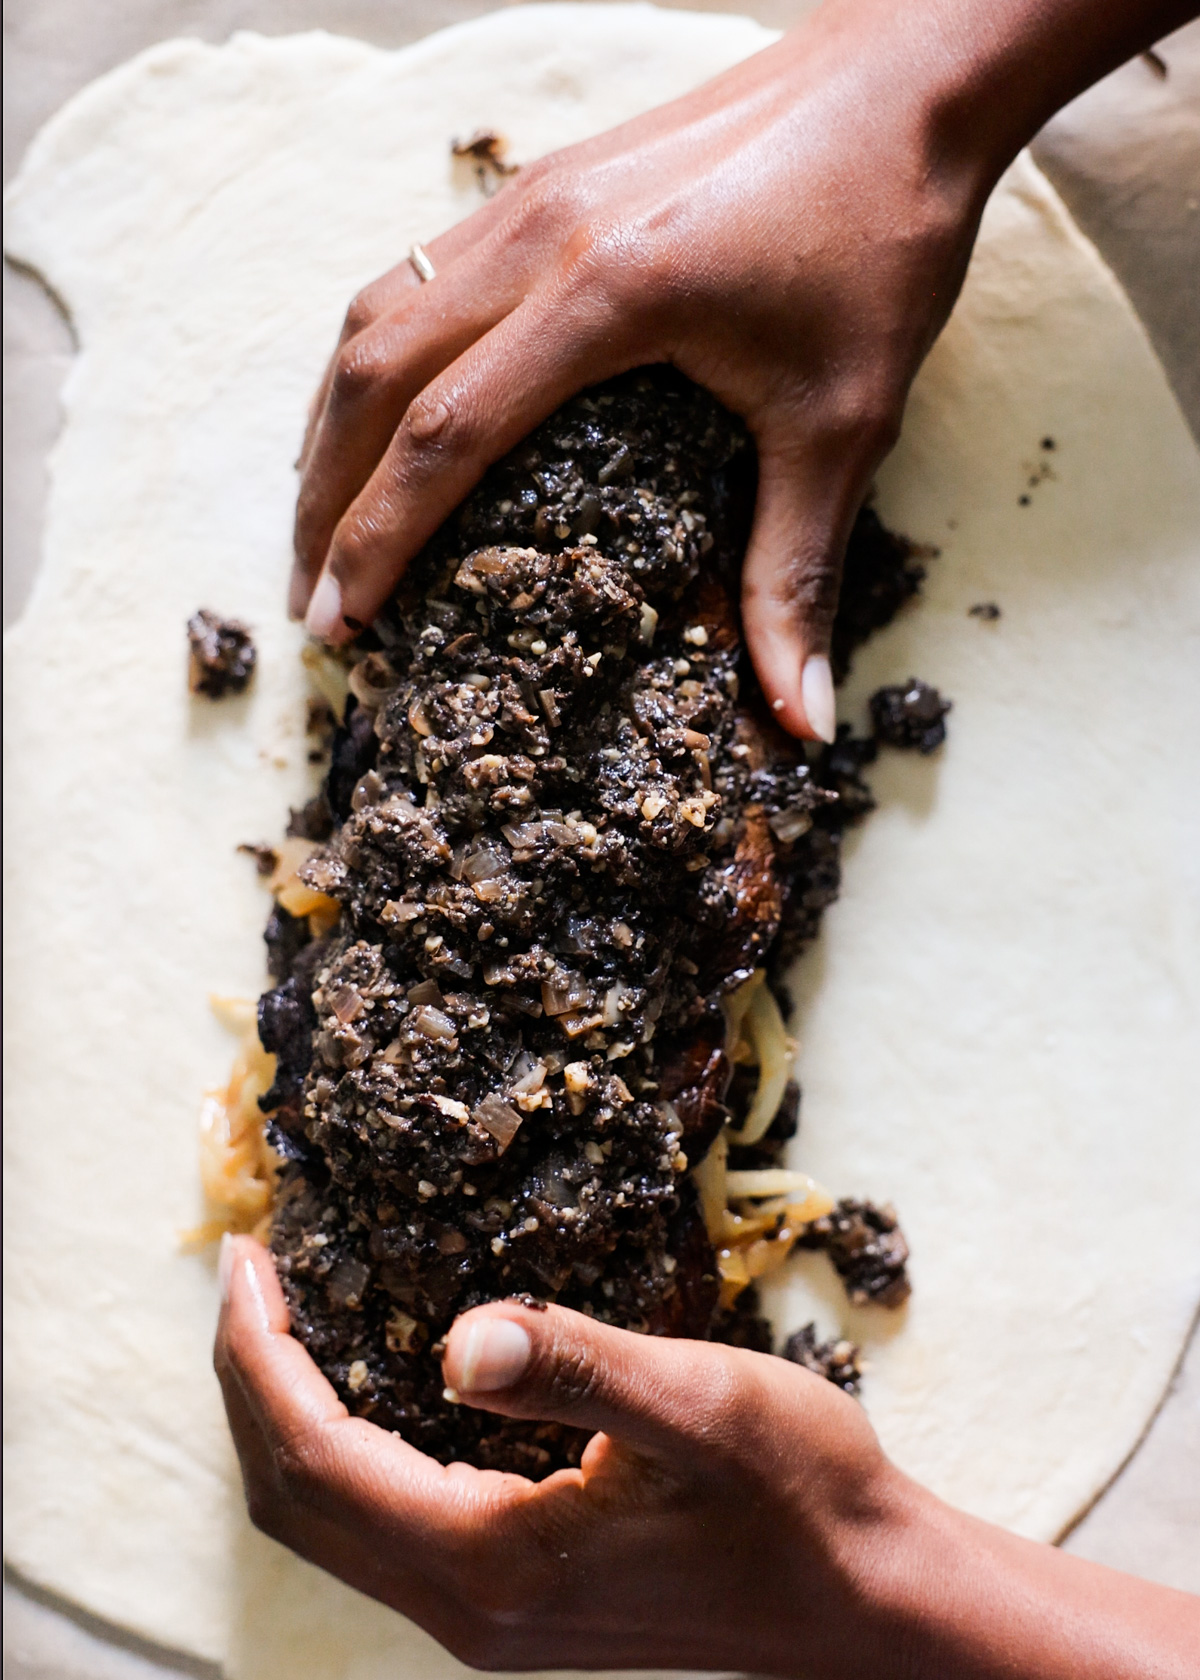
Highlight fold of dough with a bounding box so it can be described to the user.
[4,7,1198,1675]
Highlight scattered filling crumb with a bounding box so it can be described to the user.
[783,1324,866,1395]
[451,129,518,194]
[869,678,951,754]
[187,609,256,698]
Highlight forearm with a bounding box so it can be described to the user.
[788,0,1198,190]
[850,1476,1200,1680]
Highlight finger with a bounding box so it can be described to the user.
[293,298,497,618]
[290,183,540,614]
[215,1237,466,1513]
[442,1300,770,1466]
[740,429,874,743]
[213,1238,589,1645]
[292,229,546,618]
[296,193,520,470]
[215,1237,537,1512]
[305,284,640,643]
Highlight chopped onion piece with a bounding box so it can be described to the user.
[601,981,629,1025]
[412,1005,456,1040]
[475,1093,523,1150]
[501,820,543,851]
[509,1060,547,1095]
[462,844,507,883]
[347,651,398,710]
[430,1094,470,1121]
[769,806,813,843]
[408,696,433,736]
[266,836,315,895]
[541,972,592,1016]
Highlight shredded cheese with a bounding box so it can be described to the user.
[695,971,833,1307]
[728,983,794,1145]
[181,995,279,1248]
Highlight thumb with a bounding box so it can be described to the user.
[442,1301,752,1463]
[740,434,869,744]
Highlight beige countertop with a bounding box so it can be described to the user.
[4,4,1198,1674]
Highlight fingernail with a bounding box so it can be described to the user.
[305,571,343,641]
[801,653,836,744]
[457,1319,531,1392]
[243,1259,272,1332]
[218,1232,235,1303]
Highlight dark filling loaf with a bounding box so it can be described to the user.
[261,368,926,1476]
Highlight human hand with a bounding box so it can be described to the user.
[290,0,1196,741]
[291,1,1008,743]
[214,1234,917,1677]
[215,1235,1200,1677]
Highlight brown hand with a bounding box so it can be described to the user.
[290,5,993,743]
[215,1236,1200,1679]
[289,0,1196,741]
[214,1235,907,1675]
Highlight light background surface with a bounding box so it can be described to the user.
[4,4,1198,1676]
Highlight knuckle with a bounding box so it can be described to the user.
[826,372,904,460]
[400,397,472,473]
[292,490,326,564]
[329,333,394,408]
[544,1340,602,1411]
[678,1351,778,1472]
[270,1429,328,1506]
[343,284,383,337]
[503,163,591,249]
[743,539,838,624]
[779,551,843,634]
[559,217,634,292]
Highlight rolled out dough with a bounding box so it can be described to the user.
[3,6,1198,1676]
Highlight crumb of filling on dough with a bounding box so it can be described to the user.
[798,1199,912,1308]
[187,609,256,698]
[238,842,279,877]
[869,679,951,754]
[451,128,518,195]
[783,1324,866,1394]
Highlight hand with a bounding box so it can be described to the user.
[215,1235,1200,1678]
[289,0,1196,742]
[291,5,994,743]
[213,1235,909,1676]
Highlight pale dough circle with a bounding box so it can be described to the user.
[4,6,1198,1676]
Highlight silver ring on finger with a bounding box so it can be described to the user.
[407,242,436,283]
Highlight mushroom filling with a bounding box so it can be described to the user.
[209,368,933,1476]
